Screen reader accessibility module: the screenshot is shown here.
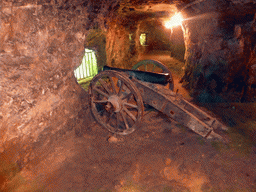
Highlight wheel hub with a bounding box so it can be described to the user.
[107,95,122,112]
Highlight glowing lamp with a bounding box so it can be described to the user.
[165,13,183,29]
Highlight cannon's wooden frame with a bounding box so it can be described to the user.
[89,65,227,140]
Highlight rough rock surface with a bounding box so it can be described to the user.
[0,0,118,153]
[181,0,256,102]
[0,1,84,152]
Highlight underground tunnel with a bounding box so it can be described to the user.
[0,0,256,191]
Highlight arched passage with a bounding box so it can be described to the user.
[74,48,98,82]
[134,18,185,62]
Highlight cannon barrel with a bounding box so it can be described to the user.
[103,65,170,86]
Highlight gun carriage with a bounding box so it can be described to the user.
[88,60,227,140]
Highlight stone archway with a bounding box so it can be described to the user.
[74,48,98,81]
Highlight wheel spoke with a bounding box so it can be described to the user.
[99,79,111,94]
[120,110,129,130]
[106,111,114,124]
[123,106,136,121]
[123,102,138,109]
[94,87,109,98]
[116,112,120,130]
[100,110,108,122]
[109,77,117,94]
[118,81,124,96]
[93,100,108,103]
[122,92,133,101]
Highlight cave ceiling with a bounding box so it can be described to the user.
[49,0,255,25]
[113,0,256,22]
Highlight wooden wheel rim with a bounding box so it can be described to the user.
[89,70,144,135]
[132,59,174,91]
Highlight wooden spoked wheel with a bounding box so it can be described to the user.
[89,71,144,135]
[132,59,174,90]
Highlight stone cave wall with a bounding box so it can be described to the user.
[105,10,143,69]
[106,21,136,69]
[0,0,117,155]
[181,0,256,102]
[0,0,85,154]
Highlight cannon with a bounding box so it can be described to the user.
[88,60,227,140]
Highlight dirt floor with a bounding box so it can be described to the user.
[2,51,256,192]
